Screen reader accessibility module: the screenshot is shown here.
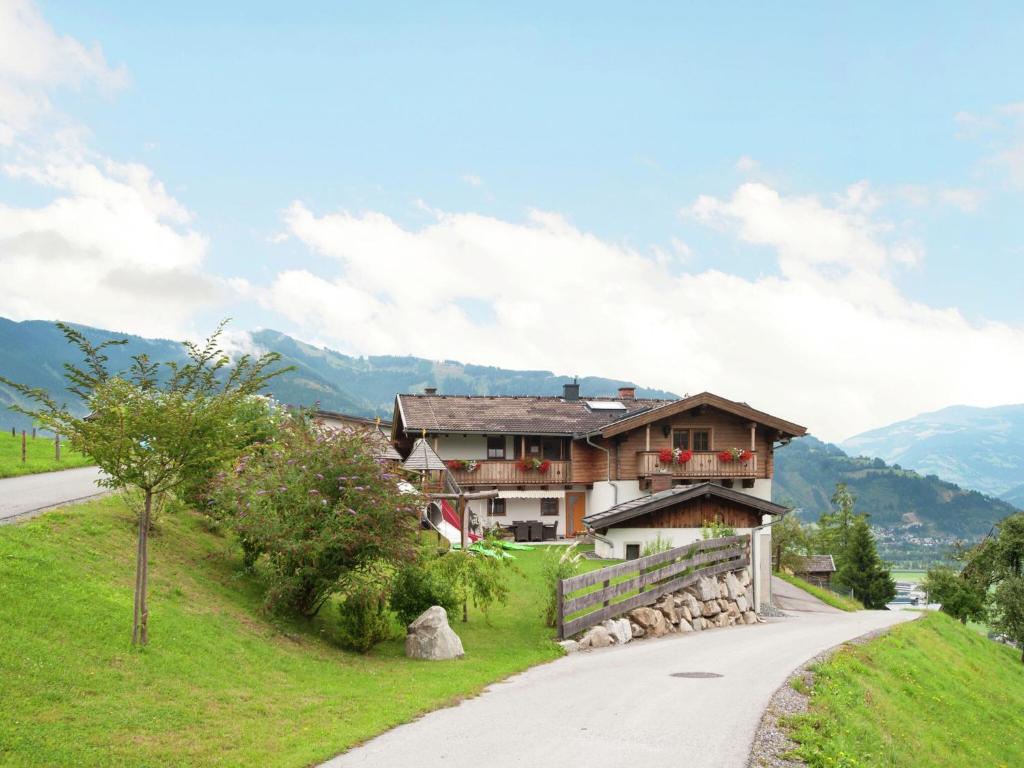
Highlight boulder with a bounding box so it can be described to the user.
[727,602,741,619]
[714,613,729,628]
[405,606,465,660]
[580,625,613,649]
[736,594,749,613]
[655,596,679,624]
[718,581,729,599]
[677,619,693,633]
[689,576,718,602]
[602,618,632,645]
[739,567,752,587]
[630,621,645,638]
[689,617,703,632]
[718,599,730,612]
[701,618,711,629]
[628,607,661,629]
[684,593,703,618]
[702,599,721,617]
[558,639,579,653]
[680,605,692,623]
[743,611,758,625]
[725,572,744,600]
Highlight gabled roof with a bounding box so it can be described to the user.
[797,554,836,574]
[394,394,671,437]
[401,438,448,471]
[598,391,807,439]
[582,482,790,528]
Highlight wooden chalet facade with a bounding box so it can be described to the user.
[390,384,806,556]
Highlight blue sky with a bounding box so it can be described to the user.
[2,1,1024,439]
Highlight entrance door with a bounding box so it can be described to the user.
[565,492,586,536]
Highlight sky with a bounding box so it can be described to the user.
[2,1,1024,442]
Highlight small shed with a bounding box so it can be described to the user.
[583,482,789,560]
[796,554,837,588]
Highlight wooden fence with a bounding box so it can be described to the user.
[557,534,750,639]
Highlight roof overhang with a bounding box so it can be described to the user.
[583,482,790,529]
[599,391,807,440]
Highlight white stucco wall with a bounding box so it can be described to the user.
[432,434,490,460]
[587,480,644,518]
[736,479,772,501]
[468,493,567,537]
[595,527,755,559]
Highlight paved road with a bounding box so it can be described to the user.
[323,609,916,768]
[772,575,843,613]
[0,467,106,524]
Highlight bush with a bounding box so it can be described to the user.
[337,576,394,653]
[701,517,736,539]
[434,539,514,624]
[542,545,584,627]
[390,560,459,626]
[641,534,674,557]
[209,414,421,617]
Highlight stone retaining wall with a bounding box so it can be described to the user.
[565,566,757,652]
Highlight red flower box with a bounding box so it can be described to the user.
[678,449,693,464]
[658,448,674,464]
[718,450,734,462]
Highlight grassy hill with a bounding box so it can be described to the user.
[774,436,1020,541]
[787,612,1024,767]
[0,496,588,767]
[0,430,91,478]
[0,317,676,432]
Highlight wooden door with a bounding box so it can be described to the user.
[565,492,586,536]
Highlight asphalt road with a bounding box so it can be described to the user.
[0,467,106,524]
[323,609,916,768]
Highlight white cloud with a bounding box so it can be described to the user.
[267,186,1024,442]
[735,155,759,173]
[955,101,1024,188]
[461,173,483,187]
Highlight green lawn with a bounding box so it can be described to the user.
[786,612,1024,767]
[0,497,582,767]
[0,430,92,478]
[774,571,864,612]
[890,570,927,584]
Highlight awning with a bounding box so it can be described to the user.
[496,490,566,499]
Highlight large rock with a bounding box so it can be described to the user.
[739,567,752,587]
[743,611,758,625]
[702,599,721,617]
[630,621,645,638]
[579,625,613,649]
[602,618,632,645]
[558,639,579,653]
[714,613,730,628]
[736,594,749,613]
[688,576,718,602]
[655,595,679,624]
[718,580,729,599]
[629,606,669,637]
[683,593,703,618]
[677,618,693,633]
[725,572,744,601]
[405,606,465,660]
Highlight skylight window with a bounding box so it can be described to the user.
[585,400,627,411]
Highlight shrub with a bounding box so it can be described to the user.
[701,517,736,539]
[641,533,674,557]
[434,537,514,623]
[209,414,421,617]
[337,574,394,653]
[390,560,459,626]
[542,544,584,627]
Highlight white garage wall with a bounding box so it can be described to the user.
[595,527,757,560]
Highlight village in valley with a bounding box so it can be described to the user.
[1,3,1023,768]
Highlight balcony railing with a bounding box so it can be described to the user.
[449,459,571,485]
[636,451,759,478]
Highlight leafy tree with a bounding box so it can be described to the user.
[922,565,987,625]
[210,414,420,618]
[816,483,858,567]
[991,576,1024,663]
[1,322,288,645]
[834,515,896,609]
[433,534,514,623]
[961,513,1024,661]
[772,513,811,572]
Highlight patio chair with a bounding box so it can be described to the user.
[542,522,557,541]
[527,520,543,542]
[513,520,530,542]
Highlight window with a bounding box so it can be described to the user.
[490,498,506,517]
[540,498,559,517]
[487,436,505,459]
[672,430,689,451]
[625,543,641,560]
[692,430,710,451]
[542,438,563,460]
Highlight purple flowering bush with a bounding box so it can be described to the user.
[210,415,420,619]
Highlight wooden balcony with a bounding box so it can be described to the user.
[449,459,571,485]
[636,451,759,479]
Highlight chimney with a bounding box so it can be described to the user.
[618,386,636,400]
[563,379,580,402]
[424,387,437,395]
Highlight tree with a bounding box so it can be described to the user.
[816,483,858,567]
[922,565,986,625]
[772,513,811,572]
[834,515,896,609]
[0,322,289,645]
[961,513,1024,662]
[992,576,1024,663]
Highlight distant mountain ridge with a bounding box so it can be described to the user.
[774,435,1019,542]
[841,404,1024,504]
[0,318,677,431]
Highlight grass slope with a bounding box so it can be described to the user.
[774,571,864,612]
[0,497,589,767]
[787,612,1024,768]
[0,431,91,478]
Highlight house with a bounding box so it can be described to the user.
[314,410,402,463]
[390,383,806,558]
[795,554,837,588]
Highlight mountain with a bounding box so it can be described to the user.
[841,404,1024,502]
[773,435,1019,542]
[0,318,677,432]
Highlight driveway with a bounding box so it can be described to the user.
[0,467,106,524]
[771,575,843,613]
[323,609,916,768]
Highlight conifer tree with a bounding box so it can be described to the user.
[835,515,896,608]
